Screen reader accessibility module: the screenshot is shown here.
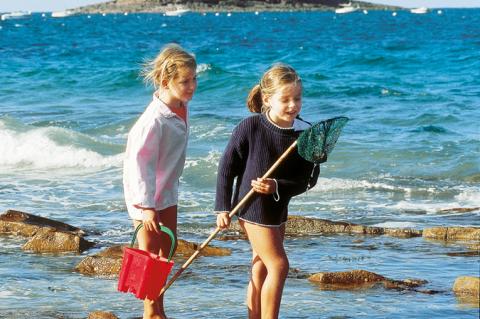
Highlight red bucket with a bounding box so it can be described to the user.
[117,224,175,300]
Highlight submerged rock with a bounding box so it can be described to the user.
[76,240,231,276]
[308,269,430,292]
[440,207,480,213]
[0,210,94,253]
[446,251,480,257]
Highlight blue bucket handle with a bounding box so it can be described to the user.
[130,223,176,262]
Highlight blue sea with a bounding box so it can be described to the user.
[0,9,479,319]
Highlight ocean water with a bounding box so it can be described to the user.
[0,9,479,319]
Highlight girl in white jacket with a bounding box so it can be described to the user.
[123,43,197,319]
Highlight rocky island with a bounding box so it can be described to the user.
[72,0,400,14]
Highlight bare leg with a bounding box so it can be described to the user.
[240,220,288,319]
[247,253,267,319]
[134,205,177,319]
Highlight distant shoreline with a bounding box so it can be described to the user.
[72,0,400,14]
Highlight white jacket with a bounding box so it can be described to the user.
[123,93,188,220]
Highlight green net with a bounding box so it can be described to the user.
[297,116,349,164]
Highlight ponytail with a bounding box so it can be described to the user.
[246,63,301,114]
[247,84,263,113]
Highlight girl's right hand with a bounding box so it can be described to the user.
[216,212,231,229]
[142,208,162,234]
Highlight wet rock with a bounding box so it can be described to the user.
[383,228,423,238]
[453,276,480,298]
[22,227,94,253]
[176,239,231,257]
[308,269,429,292]
[0,210,94,253]
[76,240,231,276]
[288,267,312,279]
[0,210,84,237]
[440,207,480,213]
[87,311,119,319]
[309,269,386,289]
[423,227,480,241]
[76,255,123,277]
[227,215,422,238]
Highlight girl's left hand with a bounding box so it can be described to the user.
[251,178,276,194]
[142,209,162,234]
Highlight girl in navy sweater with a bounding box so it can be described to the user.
[215,64,322,319]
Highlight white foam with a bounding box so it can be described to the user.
[309,177,412,193]
[0,291,14,299]
[454,188,480,207]
[0,123,123,170]
[184,150,221,169]
[196,63,211,74]
[193,125,229,139]
[372,221,417,228]
[391,200,463,214]
[388,186,480,214]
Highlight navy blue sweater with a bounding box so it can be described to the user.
[215,114,322,226]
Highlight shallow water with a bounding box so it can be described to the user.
[0,9,479,318]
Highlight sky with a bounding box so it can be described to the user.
[0,0,479,12]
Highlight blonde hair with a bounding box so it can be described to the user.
[142,43,197,89]
[247,63,302,113]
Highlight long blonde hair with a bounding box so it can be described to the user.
[247,63,302,113]
[142,43,196,89]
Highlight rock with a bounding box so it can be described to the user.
[22,228,94,253]
[446,251,480,257]
[0,210,84,237]
[76,255,123,277]
[227,215,422,238]
[423,227,480,241]
[440,207,480,213]
[75,244,127,276]
[176,239,231,257]
[384,228,423,238]
[87,311,119,319]
[0,210,94,253]
[308,269,386,289]
[308,269,429,292]
[76,240,231,276]
[453,276,480,297]
[288,267,312,279]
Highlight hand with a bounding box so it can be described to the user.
[216,212,231,229]
[142,208,162,234]
[251,178,276,195]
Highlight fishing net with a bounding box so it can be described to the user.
[297,116,349,164]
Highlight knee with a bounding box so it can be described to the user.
[251,256,267,278]
[269,257,289,279]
